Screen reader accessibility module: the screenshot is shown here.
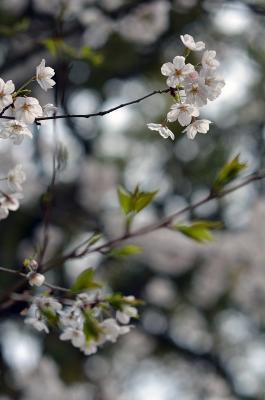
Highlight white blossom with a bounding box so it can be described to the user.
[60,327,86,348]
[116,305,138,324]
[183,119,212,139]
[0,78,15,112]
[0,120,32,144]
[59,306,83,328]
[25,316,49,333]
[200,69,225,101]
[25,304,49,333]
[167,103,199,126]
[147,123,175,140]
[43,103,57,117]
[202,50,220,70]
[14,97,43,124]
[0,192,22,212]
[35,296,62,312]
[161,56,194,87]
[36,59,55,91]
[100,318,130,343]
[28,272,46,287]
[180,34,205,51]
[81,341,98,356]
[184,79,208,107]
[7,164,26,191]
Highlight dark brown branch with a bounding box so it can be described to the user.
[0,88,171,122]
[43,170,265,272]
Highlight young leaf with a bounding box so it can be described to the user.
[42,38,64,57]
[88,233,102,246]
[212,155,247,193]
[71,268,102,293]
[118,185,158,215]
[107,293,124,310]
[40,308,59,327]
[83,311,102,341]
[108,245,142,258]
[175,220,222,243]
[117,186,133,215]
[134,190,158,213]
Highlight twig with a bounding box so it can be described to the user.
[0,266,69,293]
[0,88,171,122]
[43,170,265,271]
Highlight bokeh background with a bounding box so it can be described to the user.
[1,0,265,399]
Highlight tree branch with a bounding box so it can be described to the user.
[0,88,171,122]
[43,170,265,271]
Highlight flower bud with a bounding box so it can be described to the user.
[28,272,45,287]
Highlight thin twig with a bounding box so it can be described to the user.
[0,88,171,122]
[0,266,69,293]
[43,170,265,271]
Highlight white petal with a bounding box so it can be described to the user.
[161,62,175,76]
[172,56,185,70]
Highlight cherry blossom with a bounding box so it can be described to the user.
[59,306,83,328]
[0,192,23,213]
[100,318,130,343]
[43,103,58,117]
[25,315,49,333]
[167,103,199,126]
[25,303,49,333]
[202,50,220,70]
[147,123,175,140]
[0,120,33,144]
[183,119,212,139]
[116,304,138,324]
[200,69,225,100]
[7,164,26,191]
[34,296,62,312]
[180,34,205,51]
[0,78,15,112]
[36,59,55,91]
[161,56,194,87]
[81,341,98,356]
[14,96,43,124]
[184,79,208,107]
[60,327,86,348]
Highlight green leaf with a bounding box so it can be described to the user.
[107,293,124,310]
[107,293,144,309]
[212,155,247,193]
[108,245,142,258]
[134,190,158,213]
[0,18,30,36]
[118,185,158,215]
[88,233,102,246]
[175,220,222,243]
[83,311,102,342]
[71,268,102,293]
[42,38,64,57]
[118,186,133,215]
[40,308,59,327]
[80,46,103,65]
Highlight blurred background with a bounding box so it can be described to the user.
[1,0,265,399]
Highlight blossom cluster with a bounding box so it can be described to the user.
[0,59,57,220]
[148,34,225,140]
[0,59,56,144]
[24,291,139,355]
